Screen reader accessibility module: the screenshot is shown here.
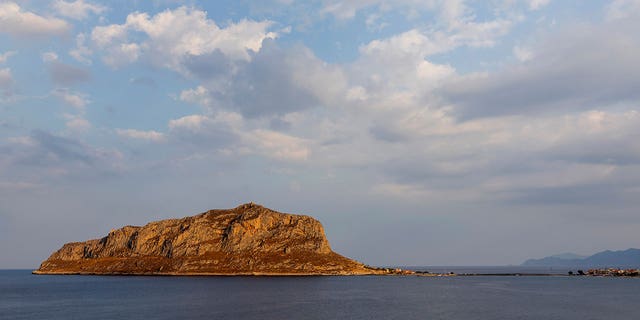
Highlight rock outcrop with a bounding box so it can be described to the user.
[34,203,381,275]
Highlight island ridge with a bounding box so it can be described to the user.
[34,203,386,275]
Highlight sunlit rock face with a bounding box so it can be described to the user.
[35,203,379,275]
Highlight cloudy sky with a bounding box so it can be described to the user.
[1,0,640,268]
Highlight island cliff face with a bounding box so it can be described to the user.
[35,203,380,275]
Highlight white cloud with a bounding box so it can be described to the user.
[447,16,514,48]
[346,86,368,101]
[365,13,389,31]
[513,45,533,62]
[361,29,451,58]
[179,86,211,107]
[63,114,91,132]
[69,33,93,65]
[360,10,513,58]
[91,24,127,47]
[53,90,88,110]
[52,90,91,131]
[320,0,438,20]
[607,0,640,20]
[168,111,244,134]
[439,0,469,28]
[244,129,310,161]
[333,0,515,52]
[283,45,349,108]
[168,114,213,132]
[371,182,432,199]
[42,52,59,62]
[52,0,106,20]
[101,43,141,67]
[90,6,277,71]
[319,0,514,49]
[528,0,551,10]
[0,51,16,64]
[0,2,70,37]
[116,129,166,143]
[320,0,374,20]
[132,3,639,212]
[352,30,455,108]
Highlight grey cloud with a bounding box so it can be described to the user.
[182,50,234,80]
[503,183,624,205]
[172,129,238,149]
[187,41,330,118]
[443,22,640,120]
[320,136,349,146]
[169,123,239,149]
[48,61,91,86]
[369,124,409,143]
[374,133,639,206]
[178,39,347,118]
[269,117,292,131]
[1,130,122,177]
[379,155,485,188]
[224,42,320,117]
[545,135,640,166]
[28,130,94,165]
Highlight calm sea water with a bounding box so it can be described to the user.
[2,269,639,319]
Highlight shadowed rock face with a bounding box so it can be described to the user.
[35,203,379,275]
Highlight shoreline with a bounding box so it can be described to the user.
[31,270,386,276]
[32,270,638,277]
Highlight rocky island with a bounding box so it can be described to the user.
[34,203,386,276]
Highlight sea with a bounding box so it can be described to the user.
[2,267,639,320]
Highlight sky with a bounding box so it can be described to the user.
[1,0,640,268]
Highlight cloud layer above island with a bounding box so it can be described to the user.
[1,0,639,268]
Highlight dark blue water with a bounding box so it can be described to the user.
[2,269,639,319]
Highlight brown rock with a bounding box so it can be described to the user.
[34,203,382,275]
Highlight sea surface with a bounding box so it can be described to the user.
[2,268,639,320]
[406,265,577,275]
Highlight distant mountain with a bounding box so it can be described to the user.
[522,249,640,267]
[549,253,587,260]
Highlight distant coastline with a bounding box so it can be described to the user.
[522,248,640,268]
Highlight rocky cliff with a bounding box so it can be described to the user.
[34,203,381,275]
